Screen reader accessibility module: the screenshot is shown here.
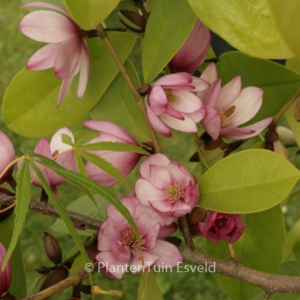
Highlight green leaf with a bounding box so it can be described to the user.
[269,0,300,58]
[137,270,163,300]
[207,205,285,300]
[64,0,119,30]
[285,105,300,148]
[30,153,138,234]
[198,149,300,213]
[217,52,300,125]
[0,214,27,298]
[79,141,149,155]
[142,0,196,82]
[79,150,131,192]
[3,158,31,269]
[187,0,293,59]
[74,130,99,146]
[51,194,109,235]
[3,32,137,138]
[90,59,150,143]
[61,134,74,147]
[29,159,94,289]
[283,218,300,261]
[74,151,88,177]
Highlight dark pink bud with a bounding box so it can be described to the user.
[169,20,211,73]
[0,243,12,297]
[190,211,246,243]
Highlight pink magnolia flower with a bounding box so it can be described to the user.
[198,63,273,140]
[96,196,182,279]
[135,154,199,224]
[147,73,209,137]
[19,2,90,107]
[0,243,12,297]
[0,132,15,184]
[190,211,246,243]
[30,127,77,187]
[169,20,211,73]
[84,121,141,186]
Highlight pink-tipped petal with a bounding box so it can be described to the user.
[20,2,71,18]
[154,73,192,86]
[187,105,206,123]
[148,86,168,115]
[19,10,77,43]
[160,113,198,133]
[54,33,81,79]
[149,165,173,189]
[201,79,222,107]
[220,117,273,140]
[135,179,166,205]
[77,42,90,98]
[165,106,185,120]
[26,43,60,70]
[200,62,218,84]
[201,106,221,140]
[168,90,202,113]
[190,77,210,91]
[146,104,172,138]
[229,87,263,126]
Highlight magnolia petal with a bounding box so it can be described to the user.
[217,76,242,110]
[160,113,198,133]
[135,179,166,205]
[143,223,162,249]
[19,10,77,43]
[149,199,174,213]
[0,132,15,172]
[20,2,71,18]
[201,106,221,140]
[158,223,178,239]
[171,200,193,217]
[148,86,168,115]
[77,42,90,98]
[132,251,159,273]
[149,164,173,189]
[200,62,218,85]
[84,121,138,145]
[50,127,74,153]
[54,33,81,79]
[190,77,210,91]
[167,163,191,188]
[229,87,263,126]
[201,79,222,107]
[110,239,131,262]
[98,219,121,251]
[26,43,60,70]
[146,104,172,137]
[148,239,183,267]
[168,90,202,113]
[154,72,192,86]
[136,205,164,231]
[187,106,206,123]
[109,197,139,224]
[220,117,273,140]
[139,153,171,180]
[165,106,184,120]
[85,162,118,187]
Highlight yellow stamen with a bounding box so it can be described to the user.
[219,106,236,128]
[165,89,179,102]
[164,181,184,203]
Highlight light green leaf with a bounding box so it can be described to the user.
[61,134,74,147]
[3,32,136,138]
[0,214,27,298]
[3,158,31,269]
[187,0,293,59]
[79,150,131,192]
[217,52,300,125]
[30,153,138,235]
[64,0,119,30]
[198,149,300,213]
[90,60,150,143]
[74,130,99,146]
[79,141,149,155]
[137,270,163,300]
[29,159,94,289]
[142,0,196,82]
[207,205,285,300]
[285,105,300,149]
[283,218,300,261]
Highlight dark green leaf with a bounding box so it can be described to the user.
[74,130,99,146]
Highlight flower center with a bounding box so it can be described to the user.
[164,181,185,203]
[219,106,236,128]
[215,218,228,229]
[164,89,179,102]
[121,228,145,255]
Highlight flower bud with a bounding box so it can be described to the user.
[189,211,246,243]
[0,132,15,184]
[39,267,69,292]
[44,232,62,265]
[169,20,211,73]
[118,10,146,33]
[0,243,12,297]
[277,126,296,147]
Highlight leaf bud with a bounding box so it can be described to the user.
[118,10,146,33]
[44,232,62,265]
[39,266,69,292]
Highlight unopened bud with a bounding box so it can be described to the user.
[277,126,296,147]
[187,207,209,225]
[138,84,151,96]
[44,232,62,265]
[118,10,146,33]
[35,266,49,274]
[39,267,69,292]
[273,140,289,160]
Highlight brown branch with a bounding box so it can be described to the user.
[181,247,300,294]
[178,216,195,250]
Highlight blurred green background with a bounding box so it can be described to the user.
[2,1,300,300]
